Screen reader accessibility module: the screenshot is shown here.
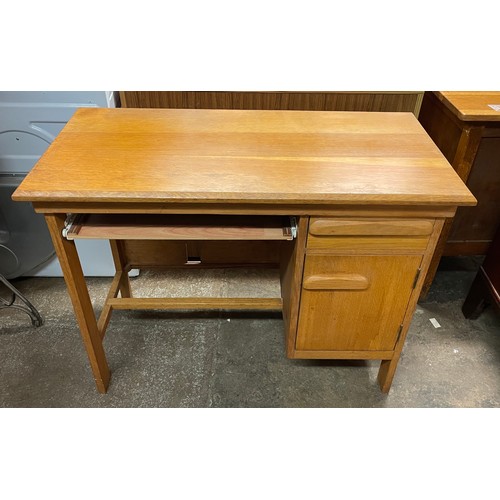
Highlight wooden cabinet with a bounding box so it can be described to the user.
[418,91,500,296]
[289,217,437,366]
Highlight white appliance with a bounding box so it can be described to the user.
[0,91,118,277]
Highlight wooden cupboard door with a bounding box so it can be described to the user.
[296,255,422,351]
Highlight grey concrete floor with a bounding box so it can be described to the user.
[1,257,499,407]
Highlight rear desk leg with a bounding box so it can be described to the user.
[45,214,110,393]
[110,240,132,298]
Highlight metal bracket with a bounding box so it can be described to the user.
[62,213,77,239]
[395,324,403,346]
[0,273,43,327]
[290,217,298,239]
[412,268,422,289]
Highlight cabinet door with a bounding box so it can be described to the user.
[296,254,422,351]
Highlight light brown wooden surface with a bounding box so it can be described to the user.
[30,201,458,218]
[13,108,475,208]
[107,297,282,311]
[67,214,293,240]
[303,273,369,290]
[119,91,424,116]
[309,218,434,236]
[306,234,430,254]
[295,254,422,351]
[437,92,500,121]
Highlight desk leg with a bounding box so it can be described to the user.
[45,214,110,393]
[379,218,446,392]
[110,240,132,298]
[378,359,399,393]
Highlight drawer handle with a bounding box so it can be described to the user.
[309,219,434,236]
[304,274,369,290]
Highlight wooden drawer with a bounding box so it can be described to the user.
[307,218,434,253]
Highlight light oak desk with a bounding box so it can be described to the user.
[13,108,475,394]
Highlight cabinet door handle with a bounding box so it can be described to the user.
[304,274,369,290]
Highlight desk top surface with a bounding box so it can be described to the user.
[436,92,500,122]
[13,108,475,207]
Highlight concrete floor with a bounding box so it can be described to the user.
[1,257,499,407]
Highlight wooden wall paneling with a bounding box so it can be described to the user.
[119,91,424,115]
[231,92,282,110]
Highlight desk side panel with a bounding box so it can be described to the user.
[280,217,308,357]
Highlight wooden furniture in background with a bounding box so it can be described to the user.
[119,91,424,116]
[462,223,500,319]
[13,108,474,394]
[418,91,500,296]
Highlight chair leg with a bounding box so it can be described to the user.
[462,270,489,319]
[0,273,43,327]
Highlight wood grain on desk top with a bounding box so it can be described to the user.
[13,108,475,206]
[436,92,500,121]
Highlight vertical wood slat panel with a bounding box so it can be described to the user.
[119,92,423,115]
